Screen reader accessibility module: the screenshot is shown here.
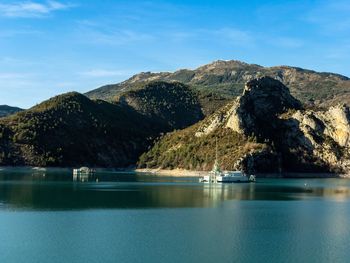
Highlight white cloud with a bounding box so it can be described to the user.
[80,69,135,78]
[0,1,73,18]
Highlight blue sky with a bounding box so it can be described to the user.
[0,0,350,108]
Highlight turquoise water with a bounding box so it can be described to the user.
[1,168,350,262]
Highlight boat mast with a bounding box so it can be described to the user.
[214,137,220,174]
[215,137,218,166]
[215,137,220,182]
[209,137,220,183]
[213,137,218,171]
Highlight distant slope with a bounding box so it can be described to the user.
[116,81,203,130]
[0,105,23,118]
[0,82,205,167]
[86,60,350,110]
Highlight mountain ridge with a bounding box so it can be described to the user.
[0,105,23,118]
[86,60,350,110]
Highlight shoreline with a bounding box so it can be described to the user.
[0,166,349,178]
[135,168,348,178]
[135,168,208,177]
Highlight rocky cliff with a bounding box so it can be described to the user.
[281,105,350,172]
[139,77,350,174]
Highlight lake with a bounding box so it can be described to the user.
[1,168,350,263]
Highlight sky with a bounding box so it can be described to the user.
[0,0,350,108]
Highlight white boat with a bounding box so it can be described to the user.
[199,139,256,183]
[200,169,255,183]
[217,171,255,183]
[73,167,95,175]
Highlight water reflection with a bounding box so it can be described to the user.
[73,172,97,182]
[1,168,350,210]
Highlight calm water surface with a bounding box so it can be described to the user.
[1,168,350,263]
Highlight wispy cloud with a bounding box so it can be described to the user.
[0,72,36,79]
[160,27,255,47]
[267,37,304,49]
[163,31,196,43]
[215,27,254,45]
[0,29,42,38]
[305,1,350,33]
[165,27,303,50]
[324,42,350,60]
[0,1,73,18]
[76,22,155,46]
[91,29,154,45]
[80,69,135,78]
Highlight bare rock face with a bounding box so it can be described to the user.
[291,105,350,148]
[195,76,350,174]
[226,77,302,136]
[196,76,302,137]
[321,105,350,147]
[195,102,235,137]
[284,105,350,173]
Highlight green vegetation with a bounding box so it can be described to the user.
[0,81,206,167]
[138,125,267,171]
[0,105,23,118]
[138,76,350,174]
[117,81,204,129]
[0,92,161,167]
[2,61,349,172]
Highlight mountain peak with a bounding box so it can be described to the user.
[86,59,350,109]
[196,59,261,70]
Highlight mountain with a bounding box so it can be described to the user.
[0,82,203,167]
[86,60,350,112]
[0,92,157,167]
[116,81,203,130]
[138,77,350,174]
[0,105,23,118]
[1,60,350,172]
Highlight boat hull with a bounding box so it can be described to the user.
[216,175,249,183]
[199,173,255,183]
